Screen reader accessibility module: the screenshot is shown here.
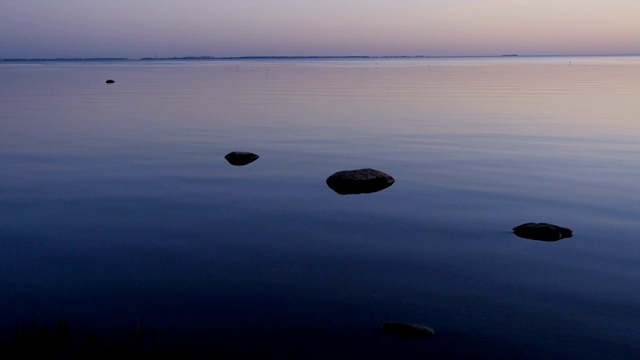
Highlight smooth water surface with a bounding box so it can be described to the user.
[1,57,639,358]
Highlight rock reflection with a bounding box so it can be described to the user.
[513,222,573,241]
[225,151,259,166]
[326,168,395,195]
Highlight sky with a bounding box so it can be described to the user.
[1,0,639,58]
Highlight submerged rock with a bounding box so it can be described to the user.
[382,322,435,339]
[512,222,573,241]
[225,151,259,166]
[105,79,115,84]
[326,168,395,195]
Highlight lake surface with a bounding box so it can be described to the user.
[1,56,639,358]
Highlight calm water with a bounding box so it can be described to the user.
[1,57,639,358]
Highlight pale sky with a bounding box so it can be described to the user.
[1,0,639,58]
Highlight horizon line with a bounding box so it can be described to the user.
[2,53,640,62]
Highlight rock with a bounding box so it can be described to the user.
[326,168,395,195]
[382,322,435,339]
[225,151,259,166]
[512,222,573,241]
[105,79,115,84]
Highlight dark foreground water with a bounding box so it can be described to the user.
[1,57,639,359]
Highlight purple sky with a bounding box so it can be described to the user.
[2,0,639,58]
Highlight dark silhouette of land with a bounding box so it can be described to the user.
[0,57,129,62]
[0,55,427,62]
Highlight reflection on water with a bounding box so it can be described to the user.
[512,222,574,242]
[224,151,260,166]
[325,168,395,195]
[1,57,640,358]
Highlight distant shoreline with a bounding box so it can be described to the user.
[1,55,422,62]
[2,54,639,62]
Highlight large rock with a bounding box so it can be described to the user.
[225,151,259,166]
[512,222,573,241]
[382,322,435,339]
[326,168,395,195]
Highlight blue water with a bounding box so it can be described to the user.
[1,57,639,358]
